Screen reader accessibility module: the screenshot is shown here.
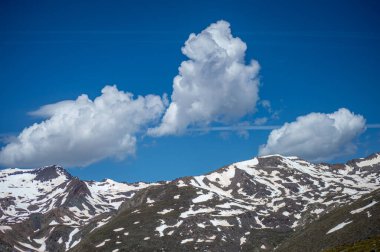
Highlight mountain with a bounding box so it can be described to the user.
[0,153,379,251]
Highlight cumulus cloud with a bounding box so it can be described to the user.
[148,20,260,136]
[258,108,366,161]
[0,85,166,167]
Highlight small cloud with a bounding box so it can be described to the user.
[254,117,268,126]
[148,20,260,136]
[259,108,366,161]
[270,110,281,120]
[237,130,249,139]
[259,100,272,113]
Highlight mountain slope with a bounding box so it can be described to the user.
[276,187,380,252]
[0,153,379,251]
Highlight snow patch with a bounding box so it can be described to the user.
[350,201,377,214]
[181,238,194,244]
[356,154,380,167]
[327,220,353,234]
[210,219,233,227]
[157,208,174,215]
[192,192,214,203]
[146,198,155,204]
[95,239,111,247]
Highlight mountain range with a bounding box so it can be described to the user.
[0,153,379,251]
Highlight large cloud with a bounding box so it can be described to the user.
[258,108,366,161]
[0,85,166,167]
[148,20,260,136]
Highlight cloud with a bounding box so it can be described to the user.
[148,20,260,136]
[254,117,268,126]
[0,85,166,167]
[259,100,272,112]
[258,108,366,161]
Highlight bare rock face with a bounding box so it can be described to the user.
[0,153,379,251]
[34,165,72,182]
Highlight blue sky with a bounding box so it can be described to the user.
[1,0,379,182]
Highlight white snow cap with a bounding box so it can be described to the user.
[148,20,260,136]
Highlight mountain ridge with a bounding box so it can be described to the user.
[0,152,379,251]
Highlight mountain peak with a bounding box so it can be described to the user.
[33,164,72,181]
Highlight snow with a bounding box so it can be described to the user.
[155,222,167,237]
[0,226,12,232]
[205,167,235,187]
[240,237,246,245]
[210,219,233,227]
[133,221,140,224]
[3,153,380,250]
[190,176,234,200]
[158,208,174,215]
[312,208,324,215]
[65,227,80,250]
[261,244,267,249]
[214,209,245,217]
[327,220,353,234]
[254,216,266,228]
[0,167,157,225]
[124,232,129,236]
[112,249,119,252]
[356,154,380,167]
[180,206,215,218]
[113,227,125,232]
[192,192,214,203]
[181,238,194,244]
[177,180,187,187]
[207,235,216,240]
[33,237,47,252]
[70,238,81,249]
[95,239,111,247]
[49,220,59,226]
[350,201,378,214]
[0,168,69,222]
[236,217,242,227]
[18,242,42,252]
[197,223,206,228]
[234,158,259,168]
[155,219,183,236]
[144,237,150,240]
[146,198,155,204]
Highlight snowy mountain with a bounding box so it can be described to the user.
[0,153,379,251]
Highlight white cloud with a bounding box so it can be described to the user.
[148,20,260,136]
[258,108,366,161]
[0,85,166,167]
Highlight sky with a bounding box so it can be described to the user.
[0,0,379,183]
